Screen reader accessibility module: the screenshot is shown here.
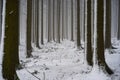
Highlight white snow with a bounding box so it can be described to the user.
[0,46,3,80]
[17,39,120,80]
[0,0,6,79]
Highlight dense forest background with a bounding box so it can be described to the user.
[0,0,120,80]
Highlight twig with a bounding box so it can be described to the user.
[24,67,41,80]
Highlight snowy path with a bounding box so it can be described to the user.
[18,40,120,80]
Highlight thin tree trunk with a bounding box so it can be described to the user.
[41,0,44,44]
[62,0,64,41]
[57,0,61,43]
[118,0,120,40]
[35,0,37,46]
[53,0,55,41]
[2,0,20,79]
[71,0,74,41]
[83,0,86,42]
[91,0,94,45]
[77,0,81,48]
[0,0,3,43]
[33,0,36,45]
[65,0,68,39]
[31,0,34,43]
[35,0,40,48]
[48,0,51,42]
[26,0,33,57]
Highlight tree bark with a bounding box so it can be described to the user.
[96,0,113,75]
[53,0,55,41]
[86,0,93,66]
[35,0,41,48]
[32,0,36,45]
[118,0,120,40]
[71,0,74,41]
[41,0,44,44]
[62,0,64,41]
[31,0,34,43]
[77,0,81,48]
[48,0,51,42]
[83,0,86,42]
[91,0,94,45]
[65,0,68,39]
[105,0,112,49]
[2,0,20,79]
[57,0,61,43]
[26,0,33,57]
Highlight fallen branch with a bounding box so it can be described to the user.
[24,67,41,80]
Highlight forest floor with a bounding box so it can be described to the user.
[17,39,120,80]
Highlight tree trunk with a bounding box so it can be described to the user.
[53,0,55,41]
[0,0,3,43]
[57,0,61,43]
[32,0,36,45]
[83,0,86,42]
[41,0,44,44]
[48,0,51,42]
[65,0,68,39]
[35,0,37,46]
[35,0,40,48]
[26,0,33,57]
[91,0,94,45]
[105,0,112,49]
[96,0,113,75]
[77,0,81,48]
[31,0,34,43]
[62,0,64,41]
[118,0,120,40]
[86,0,93,66]
[2,0,20,79]
[71,0,74,41]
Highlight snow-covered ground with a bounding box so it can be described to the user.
[17,39,120,80]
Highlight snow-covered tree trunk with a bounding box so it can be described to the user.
[93,0,97,67]
[2,0,20,79]
[0,0,3,43]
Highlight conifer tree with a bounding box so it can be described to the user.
[2,0,20,79]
